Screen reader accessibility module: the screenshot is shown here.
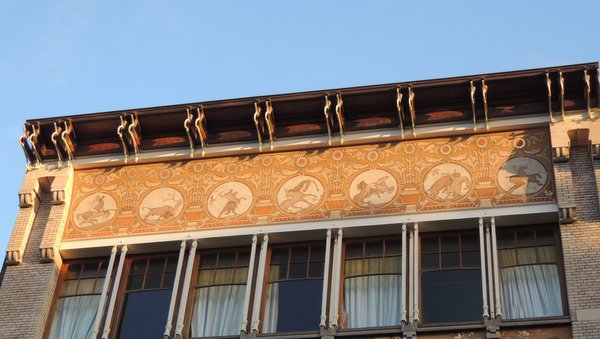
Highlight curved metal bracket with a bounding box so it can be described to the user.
[184,108,195,156]
[117,115,128,160]
[546,73,554,122]
[28,123,42,168]
[335,93,345,143]
[396,87,405,138]
[481,80,489,130]
[253,101,264,150]
[19,128,33,170]
[323,95,333,144]
[408,86,416,136]
[470,81,477,130]
[559,71,565,119]
[60,120,76,163]
[265,99,275,150]
[584,69,592,117]
[127,113,141,160]
[195,105,208,155]
[51,122,64,167]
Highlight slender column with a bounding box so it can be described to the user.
[175,239,198,338]
[485,225,495,318]
[251,235,269,333]
[163,240,187,339]
[401,224,407,323]
[490,217,502,318]
[413,223,420,323]
[478,218,490,319]
[408,229,414,323]
[240,235,258,333]
[328,229,343,328]
[102,245,128,339]
[320,230,332,328]
[91,245,117,338]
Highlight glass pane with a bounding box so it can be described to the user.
[234,267,249,283]
[270,264,287,281]
[127,275,144,291]
[421,270,482,323]
[497,230,515,248]
[537,246,557,263]
[291,246,308,262]
[441,236,459,252]
[81,263,99,278]
[421,237,438,253]
[214,268,235,284]
[289,263,307,279]
[421,253,439,270]
[61,280,78,296]
[345,259,361,276]
[462,251,480,267]
[309,261,324,278]
[166,256,178,272]
[163,272,175,288]
[131,259,147,274]
[461,234,479,251]
[441,252,460,268]
[237,251,250,266]
[148,258,165,273]
[517,248,537,265]
[271,248,289,264]
[117,290,172,339]
[365,241,383,257]
[517,230,535,247]
[98,262,108,277]
[386,239,402,255]
[498,249,517,267]
[94,278,105,294]
[310,245,325,261]
[197,270,213,287]
[384,256,402,273]
[78,279,95,294]
[200,253,217,269]
[264,280,323,333]
[345,243,363,259]
[145,273,162,289]
[364,257,382,274]
[65,264,81,279]
[536,228,555,245]
[218,252,236,267]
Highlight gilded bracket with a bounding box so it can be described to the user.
[117,115,129,160]
[265,99,276,150]
[323,95,334,144]
[127,112,142,159]
[559,71,565,119]
[335,93,345,143]
[253,101,265,151]
[408,86,416,136]
[546,73,554,122]
[184,108,195,156]
[396,87,405,138]
[584,69,592,117]
[19,128,33,170]
[481,80,489,130]
[60,120,76,163]
[470,81,477,130]
[195,105,208,155]
[51,122,64,167]
[22,123,43,168]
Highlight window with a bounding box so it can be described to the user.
[116,255,178,339]
[48,260,107,339]
[497,226,564,319]
[189,248,250,337]
[342,238,402,328]
[420,231,482,324]
[263,243,325,333]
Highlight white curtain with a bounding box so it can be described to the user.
[262,283,280,333]
[190,284,246,337]
[48,295,100,339]
[343,274,401,328]
[501,264,562,319]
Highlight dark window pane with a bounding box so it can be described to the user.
[497,230,515,248]
[218,252,236,267]
[462,251,481,267]
[441,253,460,268]
[163,272,175,288]
[66,264,81,279]
[291,246,308,262]
[441,236,459,252]
[386,239,402,255]
[310,245,325,261]
[117,290,172,339]
[461,234,479,251]
[131,259,147,274]
[289,263,307,279]
[421,270,482,323]
[98,263,108,277]
[148,258,164,273]
[421,237,439,253]
[81,263,98,278]
[270,280,323,332]
[237,251,250,266]
[517,230,535,247]
[365,241,383,257]
[271,248,289,264]
[270,264,287,281]
[309,261,324,278]
[421,253,439,270]
[145,273,162,289]
[200,253,217,269]
[127,275,144,291]
[536,228,555,245]
[166,257,178,272]
[346,243,363,259]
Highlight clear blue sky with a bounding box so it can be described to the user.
[1,1,598,264]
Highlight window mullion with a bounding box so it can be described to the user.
[241,234,258,333]
[328,229,343,328]
[319,229,332,328]
[490,217,502,318]
[408,227,414,323]
[163,240,187,338]
[485,223,496,318]
[91,245,117,338]
[401,223,407,323]
[174,239,198,338]
[250,234,269,333]
[101,244,128,339]
[478,218,490,319]
[413,223,420,323]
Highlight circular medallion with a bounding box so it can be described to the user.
[207,182,253,219]
[366,150,379,162]
[276,175,325,214]
[348,169,398,208]
[513,137,526,149]
[332,150,344,161]
[403,144,416,155]
[226,163,239,174]
[127,168,138,179]
[94,174,107,186]
[497,157,548,196]
[476,137,488,149]
[261,156,273,167]
[138,187,185,225]
[159,169,171,180]
[73,193,117,230]
[192,162,204,173]
[440,144,452,155]
[423,163,473,202]
[295,156,309,168]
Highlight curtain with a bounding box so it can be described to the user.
[48,295,100,339]
[190,284,246,337]
[262,283,280,333]
[501,264,562,319]
[343,274,401,328]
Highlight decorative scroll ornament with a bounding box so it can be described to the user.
[265,99,275,150]
[408,86,416,136]
[481,79,489,130]
[51,120,76,167]
[584,69,592,116]
[184,108,195,156]
[323,95,334,144]
[546,73,554,122]
[195,105,208,154]
[184,106,208,157]
[559,71,565,118]
[117,115,128,159]
[335,93,345,143]
[60,120,76,163]
[470,81,477,130]
[117,112,142,162]
[253,101,265,150]
[51,122,64,167]
[396,87,405,138]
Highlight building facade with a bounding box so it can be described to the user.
[1,63,599,339]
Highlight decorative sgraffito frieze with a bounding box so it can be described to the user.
[63,128,555,241]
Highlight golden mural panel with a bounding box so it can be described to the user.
[64,128,555,241]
